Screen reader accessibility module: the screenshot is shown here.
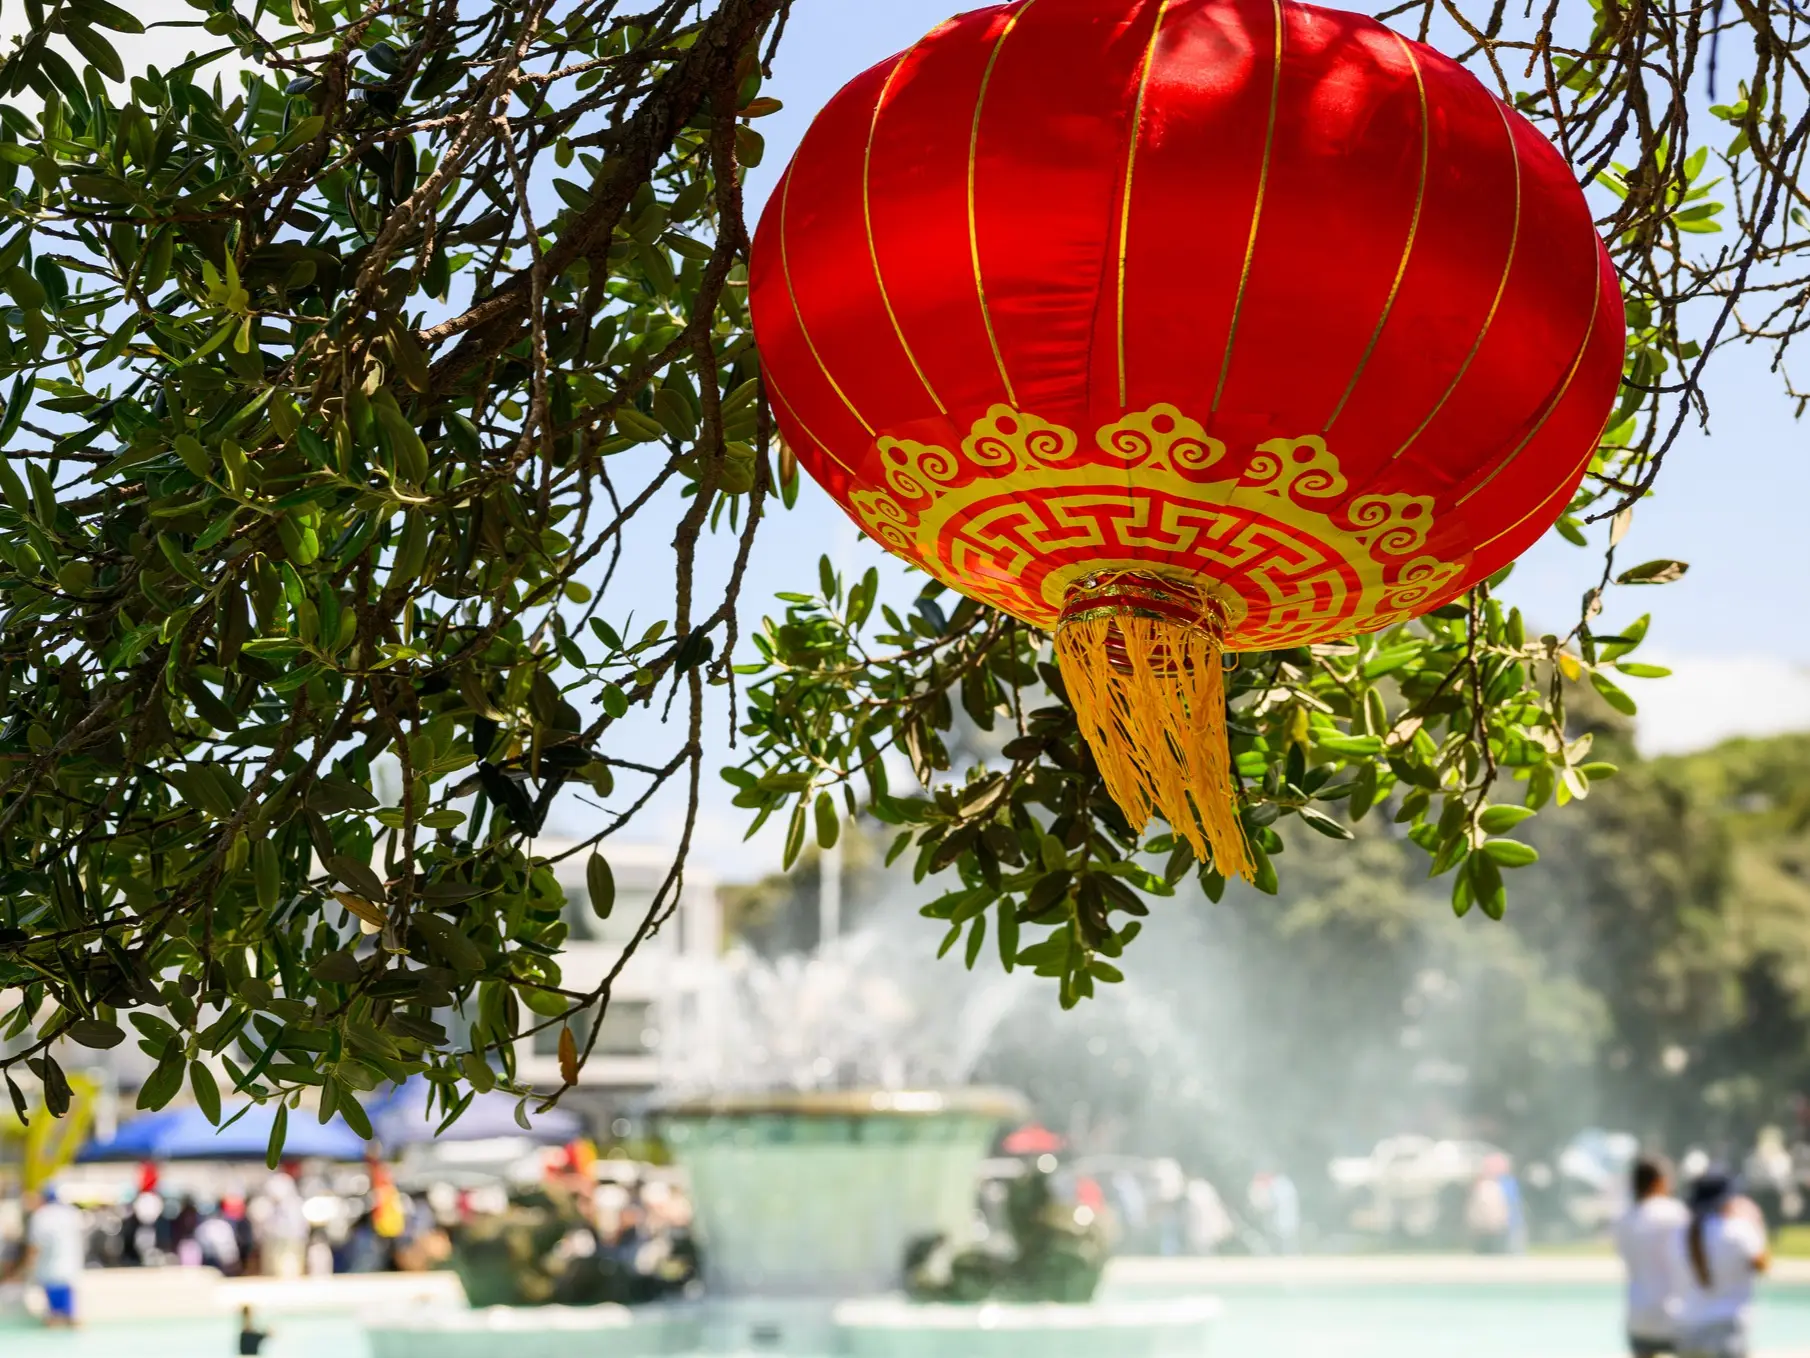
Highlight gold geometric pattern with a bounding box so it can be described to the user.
[851,404,1463,651]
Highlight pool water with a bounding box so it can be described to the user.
[6,1283,1810,1356]
[1203,1284,1810,1357]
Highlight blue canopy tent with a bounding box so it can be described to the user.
[162,1102,366,1160]
[369,1078,582,1147]
[77,1108,187,1162]
[80,1102,368,1162]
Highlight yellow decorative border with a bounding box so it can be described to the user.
[850,404,1463,650]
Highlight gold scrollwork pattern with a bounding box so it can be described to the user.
[1346,492,1436,557]
[844,405,1470,649]
[877,438,963,503]
[1097,404,1227,477]
[1243,436,1348,501]
[960,406,1079,469]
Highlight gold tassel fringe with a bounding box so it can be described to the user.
[1054,576,1251,880]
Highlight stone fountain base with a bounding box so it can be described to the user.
[364,1303,678,1357]
[364,1294,1220,1357]
[835,1296,1221,1357]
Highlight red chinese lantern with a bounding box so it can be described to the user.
[749,0,1624,877]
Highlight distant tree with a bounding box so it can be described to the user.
[0,0,1803,1139]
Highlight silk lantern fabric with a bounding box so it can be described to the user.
[748,0,1625,867]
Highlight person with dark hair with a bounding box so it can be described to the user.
[1616,1155,1689,1356]
[1674,1170,1769,1358]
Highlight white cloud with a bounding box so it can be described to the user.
[1632,652,1810,755]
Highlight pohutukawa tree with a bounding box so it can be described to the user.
[0,0,1801,1143]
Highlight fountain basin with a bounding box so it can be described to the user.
[364,1302,681,1358]
[363,1294,1220,1357]
[657,1089,1026,1299]
[834,1296,1221,1357]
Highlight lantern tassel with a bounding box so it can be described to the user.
[1054,575,1252,880]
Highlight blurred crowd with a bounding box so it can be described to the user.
[0,1144,701,1324]
[1,1160,451,1281]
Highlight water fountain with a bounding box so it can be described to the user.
[367,932,1220,1355]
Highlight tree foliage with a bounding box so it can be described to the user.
[962,725,1810,1202]
[0,0,1801,1135]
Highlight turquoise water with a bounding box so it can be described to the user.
[7,1283,1810,1356]
[1204,1284,1810,1357]
[0,1314,370,1358]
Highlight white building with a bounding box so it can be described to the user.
[516,841,723,1123]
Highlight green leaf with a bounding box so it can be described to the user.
[1478,805,1535,835]
[0,377,29,456]
[38,1058,71,1118]
[783,798,808,871]
[337,1088,373,1140]
[1616,559,1689,586]
[1315,733,1383,757]
[460,1050,496,1093]
[996,896,1019,973]
[69,0,146,32]
[137,1047,186,1110]
[63,23,124,82]
[415,915,485,972]
[1296,806,1354,840]
[68,1018,126,1049]
[310,951,363,984]
[814,791,840,849]
[1249,842,1278,896]
[1467,850,1506,920]
[586,853,615,919]
[1481,839,1540,869]
[963,913,987,970]
[937,922,962,959]
[266,1101,289,1169]
[1589,671,1638,717]
[130,1013,178,1047]
[190,1060,221,1123]
[326,854,387,903]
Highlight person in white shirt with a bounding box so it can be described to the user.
[1615,1154,1691,1357]
[15,1186,86,1327]
[1674,1170,1769,1358]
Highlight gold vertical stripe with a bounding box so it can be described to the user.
[1210,0,1284,415]
[1389,98,1523,461]
[1455,249,1605,507]
[865,48,948,415]
[765,367,858,480]
[779,160,876,439]
[1117,0,1172,411]
[1471,406,1614,554]
[969,0,1038,410]
[1323,32,1429,433]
